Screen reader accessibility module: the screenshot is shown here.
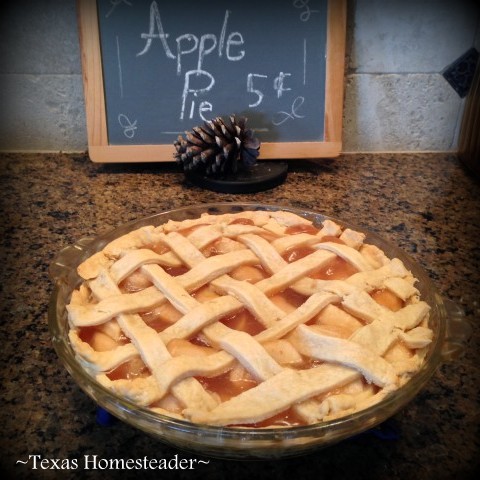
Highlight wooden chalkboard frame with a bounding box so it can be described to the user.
[77,0,346,162]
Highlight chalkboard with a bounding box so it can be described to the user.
[78,0,346,162]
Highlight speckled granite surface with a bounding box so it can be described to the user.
[0,152,478,479]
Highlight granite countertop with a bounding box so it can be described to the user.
[1,152,478,479]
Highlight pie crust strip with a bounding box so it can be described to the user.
[69,329,138,372]
[254,292,340,343]
[315,242,373,272]
[186,365,359,426]
[288,325,398,387]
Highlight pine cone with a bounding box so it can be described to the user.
[174,115,260,176]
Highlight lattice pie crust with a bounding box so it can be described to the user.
[67,210,432,427]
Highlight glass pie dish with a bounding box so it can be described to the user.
[48,203,470,459]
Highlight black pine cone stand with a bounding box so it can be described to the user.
[185,161,288,194]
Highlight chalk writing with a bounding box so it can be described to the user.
[247,73,268,107]
[180,70,215,120]
[116,36,123,98]
[303,38,307,85]
[273,72,292,98]
[247,71,293,107]
[137,6,244,75]
[136,1,175,58]
[118,114,137,138]
[136,4,248,120]
[293,0,318,22]
[272,96,305,125]
[105,0,132,18]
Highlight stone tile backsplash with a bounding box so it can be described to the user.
[0,0,478,153]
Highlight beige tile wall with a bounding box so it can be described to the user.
[0,0,478,153]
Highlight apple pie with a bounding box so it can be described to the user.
[67,209,432,427]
